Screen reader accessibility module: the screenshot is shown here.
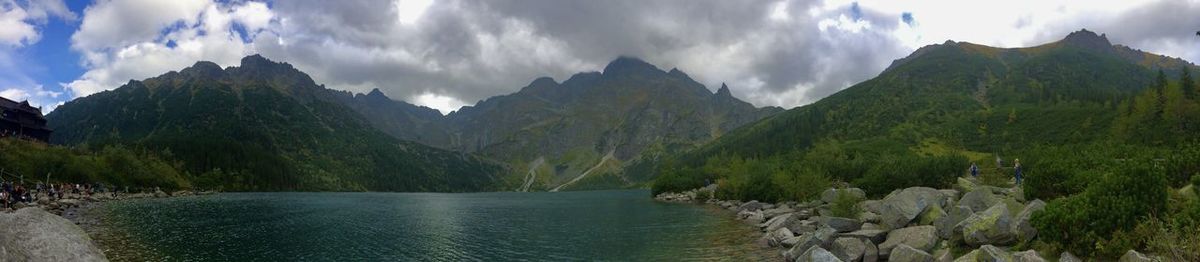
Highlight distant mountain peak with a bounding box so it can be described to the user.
[366,88,388,98]
[1061,29,1113,52]
[603,56,661,76]
[239,54,285,69]
[180,61,225,78]
[716,83,732,97]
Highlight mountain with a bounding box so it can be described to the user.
[46,55,509,192]
[338,57,782,191]
[673,29,1200,173]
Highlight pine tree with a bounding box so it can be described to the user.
[1183,66,1196,100]
[1155,69,1168,118]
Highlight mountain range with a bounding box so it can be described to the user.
[47,55,780,191]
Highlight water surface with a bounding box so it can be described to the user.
[92,190,775,261]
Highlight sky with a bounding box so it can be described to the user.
[1,0,1198,115]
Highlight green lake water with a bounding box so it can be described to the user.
[91,190,776,261]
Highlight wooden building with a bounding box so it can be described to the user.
[0,96,52,142]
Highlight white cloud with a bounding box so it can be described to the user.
[1,84,64,113]
[413,92,467,114]
[0,0,74,47]
[66,0,275,98]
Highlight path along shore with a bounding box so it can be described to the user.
[0,189,216,261]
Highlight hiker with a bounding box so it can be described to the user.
[970,162,979,177]
[1014,159,1023,185]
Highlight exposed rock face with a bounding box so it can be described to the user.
[878,187,945,229]
[879,225,938,257]
[839,229,888,245]
[0,208,107,261]
[958,203,1014,246]
[934,205,972,239]
[916,205,946,226]
[1011,199,1046,242]
[1012,250,1046,262]
[830,237,868,262]
[1118,250,1158,262]
[820,216,864,233]
[785,227,838,261]
[959,189,999,213]
[796,245,844,262]
[888,244,934,262]
[978,245,1012,261]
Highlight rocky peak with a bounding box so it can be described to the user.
[1060,29,1113,52]
[180,61,225,78]
[715,83,733,98]
[366,88,389,99]
[602,56,662,77]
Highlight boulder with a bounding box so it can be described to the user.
[959,189,1000,213]
[859,212,881,224]
[784,227,838,261]
[860,223,883,231]
[1010,199,1046,242]
[878,187,945,229]
[838,229,888,244]
[1118,250,1158,262]
[0,208,106,261]
[862,239,879,262]
[953,250,979,262]
[917,204,946,226]
[782,236,802,247]
[938,189,960,204]
[820,216,864,232]
[978,245,1012,262]
[932,248,953,262]
[934,205,973,240]
[822,188,867,204]
[862,200,883,214]
[830,237,868,262]
[1012,250,1045,262]
[1058,251,1082,262]
[764,213,798,232]
[765,207,797,220]
[739,210,766,224]
[888,244,934,262]
[957,203,1014,246]
[796,245,845,262]
[739,200,764,212]
[879,225,938,257]
[770,227,797,247]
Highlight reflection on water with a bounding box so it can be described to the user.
[92,190,777,261]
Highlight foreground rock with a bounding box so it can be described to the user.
[0,208,107,261]
[888,244,933,262]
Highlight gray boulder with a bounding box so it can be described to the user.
[770,227,797,247]
[934,205,973,239]
[1011,199,1046,242]
[889,244,934,262]
[796,245,845,262]
[959,189,1000,213]
[1013,250,1045,262]
[822,188,867,204]
[932,248,953,262]
[739,200,764,212]
[978,245,1012,262]
[0,208,106,261]
[1118,250,1158,262]
[862,239,879,262]
[765,207,797,220]
[957,203,1014,246]
[830,237,868,262]
[784,227,838,261]
[820,216,864,232]
[953,250,980,262]
[879,225,938,257]
[838,229,888,244]
[878,187,946,229]
[764,213,798,232]
[1058,251,1082,262]
[859,212,881,224]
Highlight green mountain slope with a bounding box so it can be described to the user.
[46,55,509,192]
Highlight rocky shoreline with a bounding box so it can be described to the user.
[0,189,216,261]
[655,177,1164,262]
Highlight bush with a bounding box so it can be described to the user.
[853,154,967,197]
[1192,174,1200,189]
[1032,160,1168,258]
[830,190,862,219]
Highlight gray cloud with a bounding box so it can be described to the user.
[252,0,913,111]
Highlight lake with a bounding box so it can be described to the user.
[88,190,776,261]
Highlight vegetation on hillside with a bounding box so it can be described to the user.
[0,138,190,190]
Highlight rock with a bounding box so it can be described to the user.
[784,227,838,261]
[917,204,946,226]
[859,212,881,224]
[764,207,797,220]
[934,205,973,239]
[796,245,845,262]
[978,245,1012,262]
[957,203,1014,246]
[0,208,106,261]
[770,227,797,247]
[1058,251,1082,262]
[820,216,864,232]
[838,229,888,244]
[739,200,765,212]
[739,210,766,224]
[956,177,979,192]
[878,187,946,229]
[953,250,979,262]
[889,244,934,262]
[879,225,938,257]
[959,189,1000,213]
[831,237,868,262]
[862,239,879,262]
[783,236,802,248]
[764,213,795,230]
[12,202,29,209]
[1118,250,1158,262]
[938,189,960,204]
[822,188,867,204]
[932,248,953,262]
[1012,250,1045,262]
[862,200,883,214]
[1011,199,1046,242]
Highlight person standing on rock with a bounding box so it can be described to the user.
[970,162,979,178]
[1014,159,1023,185]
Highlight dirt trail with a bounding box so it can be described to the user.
[551,150,615,192]
[517,157,545,192]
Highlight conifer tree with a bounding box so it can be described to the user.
[1182,66,1196,100]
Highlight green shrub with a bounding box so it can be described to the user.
[830,189,862,219]
[853,154,967,197]
[1192,173,1200,189]
[1032,160,1168,258]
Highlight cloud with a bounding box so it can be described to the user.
[65,0,275,97]
[60,0,1200,114]
[1,84,64,113]
[0,0,74,46]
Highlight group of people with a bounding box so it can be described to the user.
[0,181,111,209]
[968,156,1023,185]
